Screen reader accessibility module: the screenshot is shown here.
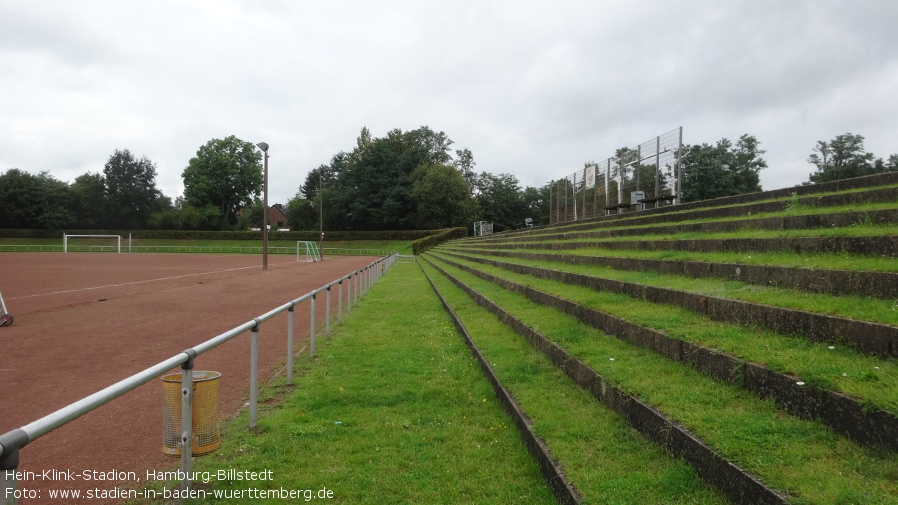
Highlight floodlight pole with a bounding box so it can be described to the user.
[319,171,323,257]
[256,142,270,271]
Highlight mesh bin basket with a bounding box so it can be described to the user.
[162,371,221,456]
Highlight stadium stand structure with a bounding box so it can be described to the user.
[422,172,898,504]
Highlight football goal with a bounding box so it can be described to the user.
[296,241,322,262]
[63,234,122,253]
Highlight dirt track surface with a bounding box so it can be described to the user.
[0,253,375,504]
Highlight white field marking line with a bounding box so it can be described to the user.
[10,265,258,300]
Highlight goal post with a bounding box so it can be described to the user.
[296,241,322,262]
[63,234,122,253]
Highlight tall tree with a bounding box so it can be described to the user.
[332,126,458,230]
[410,163,478,229]
[103,149,164,229]
[474,172,524,232]
[680,134,766,203]
[285,194,317,231]
[730,134,767,194]
[182,135,263,228]
[301,152,344,200]
[453,147,478,195]
[807,133,879,183]
[521,185,550,225]
[0,169,74,229]
[70,172,106,229]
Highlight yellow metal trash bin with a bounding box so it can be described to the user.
[162,371,221,456]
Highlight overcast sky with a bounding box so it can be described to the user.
[2,0,896,205]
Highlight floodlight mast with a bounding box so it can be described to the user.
[256,142,269,271]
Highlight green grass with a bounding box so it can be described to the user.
[420,260,727,504]
[484,246,898,274]
[135,261,555,504]
[428,251,898,413]
[423,254,898,504]
[482,201,898,242]
[447,250,898,326]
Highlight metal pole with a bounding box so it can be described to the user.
[548,181,553,225]
[310,294,316,358]
[655,135,661,207]
[347,274,352,315]
[179,366,194,493]
[677,126,683,205]
[262,151,269,271]
[581,165,586,219]
[287,304,295,385]
[318,171,323,255]
[2,432,23,505]
[636,145,642,195]
[605,159,610,213]
[250,324,259,428]
[338,279,343,324]
[325,285,331,339]
[563,176,568,222]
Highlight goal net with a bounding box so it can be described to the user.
[63,234,122,253]
[296,241,322,262]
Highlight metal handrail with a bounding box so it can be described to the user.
[0,253,398,504]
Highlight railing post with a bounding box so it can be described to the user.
[1,429,28,505]
[310,294,316,358]
[287,304,295,385]
[325,285,331,339]
[348,274,353,314]
[249,321,260,429]
[337,279,343,324]
[179,350,196,494]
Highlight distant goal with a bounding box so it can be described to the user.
[296,241,322,262]
[63,234,122,253]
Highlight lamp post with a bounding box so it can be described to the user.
[318,170,323,258]
[256,142,269,271]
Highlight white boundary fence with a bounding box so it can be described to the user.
[0,253,398,504]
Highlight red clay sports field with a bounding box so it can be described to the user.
[0,252,376,503]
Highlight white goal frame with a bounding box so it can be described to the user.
[296,241,322,262]
[63,234,122,253]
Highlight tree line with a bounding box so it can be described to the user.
[283,126,547,234]
[1,129,894,232]
[0,136,264,231]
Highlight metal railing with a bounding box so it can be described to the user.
[0,253,398,504]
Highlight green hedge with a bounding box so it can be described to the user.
[411,227,468,255]
[0,229,441,241]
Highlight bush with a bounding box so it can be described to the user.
[411,227,468,255]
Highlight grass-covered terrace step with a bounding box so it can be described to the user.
[458,207,898,244]
[427,252,898,452]
[444,248,898,299]
[419,262,732,504]
[471,233,898,257]
[438,251,898,357]
[422,255,898,504]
